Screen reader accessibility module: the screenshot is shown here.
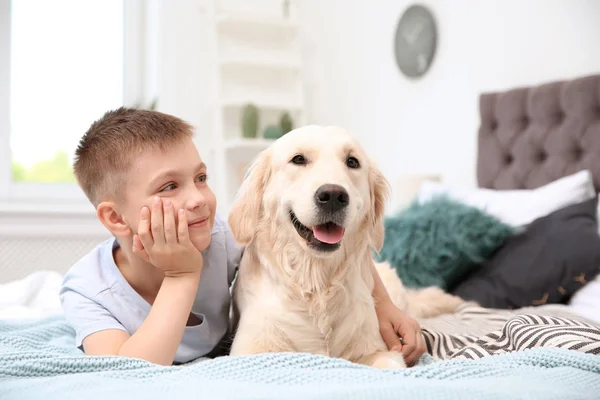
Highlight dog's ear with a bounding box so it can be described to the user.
[228,149,271,245]
[367,161,390,253]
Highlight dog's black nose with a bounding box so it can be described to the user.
[314,184,349,213]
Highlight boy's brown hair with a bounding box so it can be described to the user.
[73,107,194,207]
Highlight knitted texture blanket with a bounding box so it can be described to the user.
[1,315,599,400]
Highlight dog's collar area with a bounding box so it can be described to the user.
[289,210,342,253]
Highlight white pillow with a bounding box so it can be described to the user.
[417,170,596,227]
[569,274,600,325]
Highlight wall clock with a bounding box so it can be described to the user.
[393,4,437,79]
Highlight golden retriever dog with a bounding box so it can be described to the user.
[227,125,464,369]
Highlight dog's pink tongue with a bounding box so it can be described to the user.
[312,224,345,244]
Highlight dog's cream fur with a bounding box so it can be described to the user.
[228,125,464,369]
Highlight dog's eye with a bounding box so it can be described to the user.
[346,156,360,169]
[291,155,306,165]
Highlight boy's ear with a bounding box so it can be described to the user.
[97,201,131,238]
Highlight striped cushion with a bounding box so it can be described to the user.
[421,303,600,360]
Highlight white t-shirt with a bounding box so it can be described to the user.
[59,213,242,364]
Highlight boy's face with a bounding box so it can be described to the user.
[120,137,217,252]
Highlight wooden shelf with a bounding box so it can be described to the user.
[219,55,301,71]
[211,3,304,217]
[224,138,276,151]
[221,98,302,111]
[216,14,299,32]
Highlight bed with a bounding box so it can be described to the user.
[2,75,600,399]
[412,73,600,361]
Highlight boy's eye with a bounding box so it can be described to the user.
[196,174,208,183]
[160,183,177,192]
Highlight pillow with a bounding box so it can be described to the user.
[417,170,596,227]
[376,196,516,290]
[569,274,600,325]
[597,196,600,236]
[450,197,600,309]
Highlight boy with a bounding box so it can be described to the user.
[60,107,241,366]
[60,107,426,366]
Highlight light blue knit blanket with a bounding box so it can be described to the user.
[1,315,599,400]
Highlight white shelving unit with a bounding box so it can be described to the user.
[207,0,305,216]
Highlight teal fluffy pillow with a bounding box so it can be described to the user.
[376,196,516,290]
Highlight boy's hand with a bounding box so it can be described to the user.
[132,196,203,278]
[376,299,427,367]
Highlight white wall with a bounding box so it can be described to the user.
[300,0,600,208]
[2,0,599,282]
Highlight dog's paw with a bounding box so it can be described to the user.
[368,351,407,370]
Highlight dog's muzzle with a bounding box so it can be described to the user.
[314,184,349,214]
[288,184,349,253]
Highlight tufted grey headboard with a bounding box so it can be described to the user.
[477,74,600,192]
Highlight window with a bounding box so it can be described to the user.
[0,0,145,205]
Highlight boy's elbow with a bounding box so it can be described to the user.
[82,329,130,357]
[116,348,174,366]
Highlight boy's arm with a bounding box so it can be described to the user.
[81,199,204,366]
[370,261,427,366]
[370,261,393,305]
[82,273,200,365]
